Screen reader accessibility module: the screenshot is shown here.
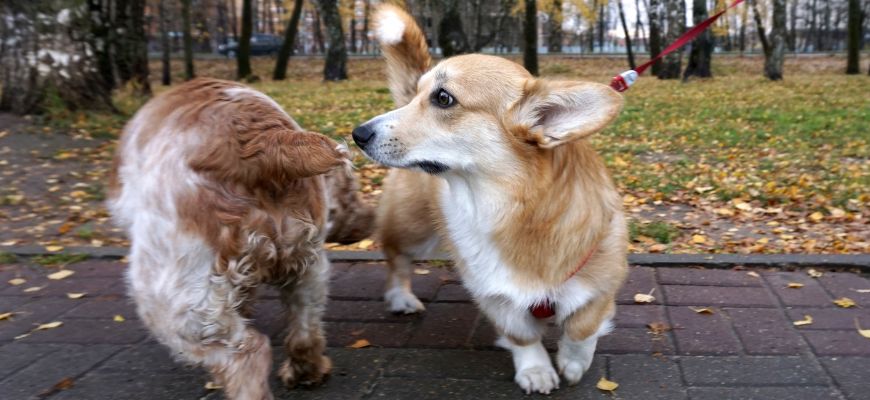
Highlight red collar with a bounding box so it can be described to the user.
[529,244,599,319]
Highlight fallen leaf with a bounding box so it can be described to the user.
[691,234,707,244]
[856,319,870,339]
[413,268,431,275]
[204,381,223,390]
[787,282,805,288]
[809,211,824,222]
[356,239,374,250]
[113,315,125,322]
[40,377,75,397]
[14,333,30,340]
[646,322,671,335]
[793,315,813,326]
[0,312,13,321]
[689,307,715,314]
[746,271,760,278]
[807,268,823,278]
[648,243,667,253]
[66,292,86,299]
[35,321,63,331]
[853,289,870,293]
[833,298,856,308]
[8,278,26,286]
[1,240,17,246]
[596,377,619,392]
[23,286,44,293]
[48,270,75,280]
[633,288,656,304]
[44,245,64,252]
[348,339,371,349]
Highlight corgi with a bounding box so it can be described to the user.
[353,5,628,394]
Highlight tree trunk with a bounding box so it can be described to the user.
[238,0,253,79]
[0,1,115,114]
[647,0,663,75]
[252,0,259,34]
[318,0,348,81]
[788,0,797,51]
[89,0,114,91]
[159,0,171,86]
[313,8,325,53]
[753,0,785,80]
[597,3,605,51]
[438,0,471,57]
[181,0,195,80]
[683,0,713,80]
[121,0,151,95]
[617,0,635,69]
[739,4,747,53]
[229,0,238,39]
[636,0,647,52]
[659,0,685,79]
[273,0,304,80]
[846,0,861,74]
[523,0,538,75]
[547,0,563,53]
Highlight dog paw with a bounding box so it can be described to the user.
[385,287,425,314]
[278,355,332,388]
[557,346,595,385]
[515,365,560,395]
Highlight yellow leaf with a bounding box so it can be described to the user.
[786,282,804,289]
[204,381,223,390]
[793,315,813,326]
[8,278,26,286]
[48,270,75,280]
[856,319,870,339]
[596,377,619,392]
[66,293,86,299]
[14,333,30,340]
[633,288,656,304]
[0,312,13,321]
[44,245,64,252]
[413,268,431,275]
[23,286,44,293]
[69,190,88,199]
[691,234,707,244]
[809,212,824,222]
[854,289,870,293]
[807,269,823,278]
[689,307,715,314]
[113,315,126,322]
[833,298,856,308]
[35,321,63,331]
[746,271,760,278]
[356,239,374,250]
[348,339,371,349]
[612,156,628,167]
[648,243,667,253]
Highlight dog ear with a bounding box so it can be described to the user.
[508,80,623,149]
[239,130,348,180]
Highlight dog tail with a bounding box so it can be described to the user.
[373,4,431,107]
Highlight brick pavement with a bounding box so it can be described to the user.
[1,258,869,399]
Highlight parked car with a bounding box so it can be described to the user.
[218,34,282,57]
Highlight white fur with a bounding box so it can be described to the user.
[385,286,425,314]
[557,319,612,384]
[497,337,560,394]
[375,9,406,45]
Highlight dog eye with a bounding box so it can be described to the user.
[433,89,455,108]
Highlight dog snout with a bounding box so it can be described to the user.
[352,124,376,147]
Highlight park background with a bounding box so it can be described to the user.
[0,0,868,261]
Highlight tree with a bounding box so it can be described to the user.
[547,0,563,53]
[659,0,685,79]
[238,0,253,80]
[318,0,348,80]
[647,0,663,76]
[753,0,786,80]
[121,0,151,95]
[523,0,538,75]
[438,0,471,57]
[846,0,862,74]
[683,0,713,80]
[181,0,195,80]
[617,0,635,69]
[0,0,115,114]
[273,0,304,80]
[159,0,171,86]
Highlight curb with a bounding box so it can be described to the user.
[2,246,868,270]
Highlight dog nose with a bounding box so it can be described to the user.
[352,124,376,147]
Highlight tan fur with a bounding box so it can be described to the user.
[374,3,432,106]
[563,294,617,341]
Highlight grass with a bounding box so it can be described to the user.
[32,253,90,267]
[629,220,681,244]
[0,252,17,264]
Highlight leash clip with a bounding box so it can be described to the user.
[610,70,638,92]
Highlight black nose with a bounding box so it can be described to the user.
[352,124,376,147]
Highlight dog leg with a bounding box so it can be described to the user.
[383,250,425,314]
[558,295,615,385]
[208,329,274,400]
[277,253,332,388]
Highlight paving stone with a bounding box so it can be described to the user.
[662,285,775,307]
[325,321,411,348]
[598,328,675,355]
[16,277,126,298]
[0,264,49,287]
[785,307,870,330]
[658,268,762,287]
[0,343,62,380]
[820,357,870,400]
[764,271,834,307]
[614,304,666,328]
[687,387,841,400]
[434,283,471,302]
[0,344,121,400]
[65,259,127,278]
[369,377,520,400]
[547,357,607,400]
[0,295,31,313]
[386,349,513,381]
[96,344,197,375]
[680,356,829,386]
[19,318,148,345]
[329,264,389,300]
[726,308,807,355]
[667,306,741,355]
[276,348,393,400]
[407,303,478,348]
[617,267,660,305]
[0,297,80,341]
[817,272,870,307]
[62,295,138,319]
[468,317,499,349]
[607,355,687,399]
[325,300,423,323]
[802,330,870,356]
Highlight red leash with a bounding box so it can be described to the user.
[529,244,598,319]
[611,0,745,92]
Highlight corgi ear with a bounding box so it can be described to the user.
[509,80,623,149]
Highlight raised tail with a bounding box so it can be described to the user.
[373,4,431,107]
